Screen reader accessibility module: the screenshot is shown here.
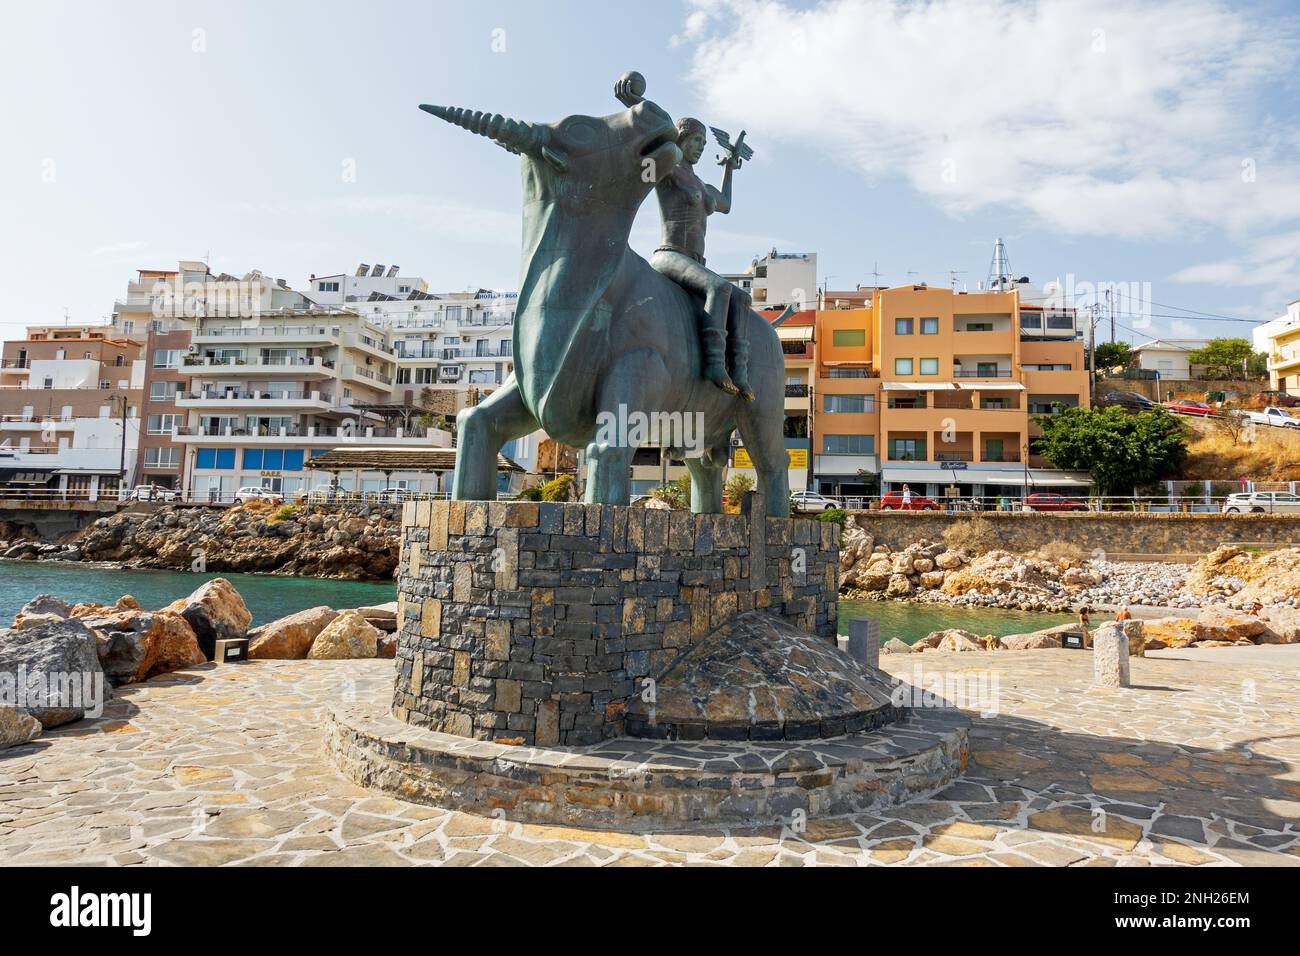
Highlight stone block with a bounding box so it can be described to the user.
[1093,624,1131,688]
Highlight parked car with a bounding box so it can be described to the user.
[1254,389,1300,408]
[790,491,841,513]
[1222,492,1300,513]
[1164,399,1215,417]
[1024,492,1088,512]
[127,484,180,502]
[1099,389,1155,412]
[234,486,282,505]
[879,491,939,511]
[1236,406,1300,429]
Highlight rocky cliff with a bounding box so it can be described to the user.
[27,501,401,580]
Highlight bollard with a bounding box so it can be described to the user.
[1092,624,1130,688]
[847,617,880,669]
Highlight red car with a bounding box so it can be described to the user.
[1164,399,1215,417]
[1025,492,1087,512]
[880,491,939,511]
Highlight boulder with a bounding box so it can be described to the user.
[915,628,979,651]
[881,638,914,654]
[16,594,71,622]
[1192,608,1269,644]
[96,610,205,684]
[1116,619,1146,657]
[1000,630,1063,650]
[920,570,946,589]
[247,606,339,660]
[0,706,42,750]
[169,578,252,659]
[885,574,914,598]
[912,557,935,574]
[13,613,68,631]
[1257,607,1300,644]
[935,551,962,571]
[306,609,382,660]
[1139,616,1200,649]
[937,630,985,652]
[0,618,109,728]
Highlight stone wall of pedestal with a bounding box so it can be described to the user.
[392,500,839,746]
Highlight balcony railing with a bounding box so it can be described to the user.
[181,389,331,402]
[785,384,810,397]
[194,325,341,338]
[953,368,1013,378]
[0,359,31,369]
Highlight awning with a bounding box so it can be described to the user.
[961,381,1026,390]
[882,465,1092,488]
[882,382,956,391]
[0,469,55,484]
[54,468,123,475]
[305,446,523,473]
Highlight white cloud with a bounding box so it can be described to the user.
[226,194,521,246]
[677,0,1299,240]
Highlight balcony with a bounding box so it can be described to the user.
[340,364,393,386]
[953,367,1014,379]
[193,325,342,345]
[0,359,31,370]
[171,424,452,446]
[183,355,335,376]
[175,389,336,410]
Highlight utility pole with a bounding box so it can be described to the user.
[1086,304,1096,404]
[110,393,130,499]
[1106,288,1114,343]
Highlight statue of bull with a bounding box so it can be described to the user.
[419,83,789,517]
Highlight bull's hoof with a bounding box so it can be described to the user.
[707,369,740,395]
[738,386,757,402]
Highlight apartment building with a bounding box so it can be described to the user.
[1261,301,1300,395]
[812,286,1090,498]
[172,307,454,501]
[1129,339,1210,381]
[0,330,144,498]
[723,250,817,311]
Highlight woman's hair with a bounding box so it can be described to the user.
[675,116,707,141]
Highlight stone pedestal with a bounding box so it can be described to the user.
[392,500,839,746]
[847,617,880,669]
[1093,624,1131,688]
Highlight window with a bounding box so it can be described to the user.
[43,377,54,389]
[144,447,180,468]
[919,358,939,375]
[149,382,181,401]
[153,349,180,369]
[832,329,866,347]
[115,355,125,366]
[920,318,939,335]
[317,281,340,293]
[822,434,874,455]
[824,394,874,413]
[147,414,181,435]
[888,438,926,461]
[196,448,236,470]
[99,380,111,389]
[963,322,994,332]
[826,368,871,378]
[895,318,914,335]
[894,358,914,375]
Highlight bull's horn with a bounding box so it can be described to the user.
[418,104,540,155]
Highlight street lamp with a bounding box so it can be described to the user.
[108,392,130,500]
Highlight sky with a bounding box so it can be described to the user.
[3,0,1299,346]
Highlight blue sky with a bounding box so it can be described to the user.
[3,0,1299,344]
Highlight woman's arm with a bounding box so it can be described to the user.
[706,162,734,215]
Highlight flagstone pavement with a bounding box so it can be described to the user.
[2,648,1298,866]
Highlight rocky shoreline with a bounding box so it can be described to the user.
[0,500,400,581]
[0,576,398,750]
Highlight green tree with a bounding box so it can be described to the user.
[1093,341,1134,371]
[1033,405,1188,494]
[1186,338,1256,380]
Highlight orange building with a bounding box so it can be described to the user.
[813,286,1090,500]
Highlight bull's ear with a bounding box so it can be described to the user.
[541,145,568,173]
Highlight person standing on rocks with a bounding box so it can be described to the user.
[1115,606,1131,622]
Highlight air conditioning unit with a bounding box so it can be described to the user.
[187,344,199,353]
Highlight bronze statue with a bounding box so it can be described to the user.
[419,72,790,516]
[615,72,755,401]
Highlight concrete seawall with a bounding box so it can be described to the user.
[847,511,1300,557]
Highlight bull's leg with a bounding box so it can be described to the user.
[735,386,790,518]
[451,377,538,501]
[585,349,668,505]
[685,452,725,514]
[726,292,756,402]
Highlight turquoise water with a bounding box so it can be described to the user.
[838,598,1097,645]
[1,559,1092,642]
[0,561,396,626]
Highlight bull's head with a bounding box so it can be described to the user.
[419,99,682,211]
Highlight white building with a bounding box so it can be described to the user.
[1129,339,1209,380]
[307,263,429,306]
[723,250,817,311]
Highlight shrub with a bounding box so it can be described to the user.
[519,483,544,501]
[650,480,688,509]
[540,474,574,502]
[271,504,297,523]
[942,516,999,554]
[817,508,846,526]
